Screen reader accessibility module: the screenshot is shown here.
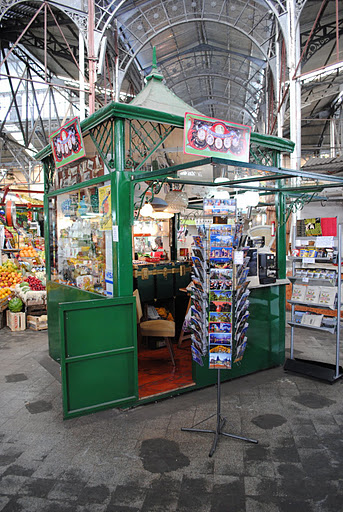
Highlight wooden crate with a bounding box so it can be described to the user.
[27,314,48,331]
[6,311,26,331]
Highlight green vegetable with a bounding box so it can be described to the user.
[8,297,23,313]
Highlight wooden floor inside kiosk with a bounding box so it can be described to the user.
[138,339,195,399]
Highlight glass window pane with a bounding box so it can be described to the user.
[48,181,113,296]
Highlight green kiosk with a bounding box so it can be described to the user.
[37,65,305,420]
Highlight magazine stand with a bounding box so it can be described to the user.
[181,369,258,457]
[284,223,342,383]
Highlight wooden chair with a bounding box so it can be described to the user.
[133,289,176,366]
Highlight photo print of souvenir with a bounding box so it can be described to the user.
[209,300,232,313]
[209,278,233,290]
[234,338,247,363]
[191,306,202,323]
[209,247,233,259]
[209,311,232,323]
[192,247,205,262]
[197,225,207,238]
[209,333,232,345]
[191,316,203,334]
[191,336,206,355]
[191,345,204,366]
[209,290,232,302]
[209,259,233,270]
[209,347,232,370]
[192,256,204,271]
[192,278,204,293]
[190,328,202,344]
[209,322,232,333]
[193,235,204,248]
[209,268,233,280]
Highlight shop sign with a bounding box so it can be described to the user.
[184,113,251,163]
[49,117,85,169]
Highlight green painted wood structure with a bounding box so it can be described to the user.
[36,69,343,419]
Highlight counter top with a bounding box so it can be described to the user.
[248,278,290,290]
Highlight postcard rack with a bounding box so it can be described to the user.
[183,210,258,455]
[284,223,343,383]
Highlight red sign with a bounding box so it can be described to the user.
[49,117,85,169]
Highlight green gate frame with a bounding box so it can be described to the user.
[59,296,138,419]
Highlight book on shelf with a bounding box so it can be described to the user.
[304,286,320,304]
[318,287,336,307]
[301,314,323,328]
[291,284,307,302]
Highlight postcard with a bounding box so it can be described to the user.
[209,333,232,345]
[209,311,232,323]
[209,268,233,280]
[210,279,232,291]
[209,301,232,313]
[193,235,204,248]
[209,290,232,302]
[209,322,232,333]
[209,347,232,370]
[191,345,204,366]
[192,247,204,261]
[209,260,233,270]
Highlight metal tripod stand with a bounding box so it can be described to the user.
[181,369,258,457]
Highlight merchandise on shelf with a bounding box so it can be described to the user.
[48,183,112,296]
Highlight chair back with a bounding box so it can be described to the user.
[133,289,142,323]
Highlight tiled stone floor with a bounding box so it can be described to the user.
[0,319,342,511]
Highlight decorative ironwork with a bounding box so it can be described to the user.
[89,119,116,170]
[126,119,174,171]
[249,145,276,167]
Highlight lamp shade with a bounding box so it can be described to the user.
[140,203,154,217]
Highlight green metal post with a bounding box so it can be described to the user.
[275,191,286,279]
[43,160,51,281]
[112,117,133,296]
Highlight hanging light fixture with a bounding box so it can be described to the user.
[165,189,188,213]
[151,211,174,219]
[140,203,154,217]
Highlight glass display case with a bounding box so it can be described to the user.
[49,180,113,295]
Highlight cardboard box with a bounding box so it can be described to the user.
[27,315,48,331]
[6,311,26,332]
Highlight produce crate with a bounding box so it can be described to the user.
[6,311,26,332]
[0,293,14,312]
[25,297,47,307]
[27,314,48,331]
[26,304,47,316]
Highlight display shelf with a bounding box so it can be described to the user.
[284,358,343,383]
[285,223,342,383]
[289,257,336,263]
[288,321,336,334]
[288,277,336,287]
[288,300,336,310]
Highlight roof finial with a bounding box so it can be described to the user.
[152,46,157,70]
[146,46,163,82]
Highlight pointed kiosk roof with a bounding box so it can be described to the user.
[130,48,202,118]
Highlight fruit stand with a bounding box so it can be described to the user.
[0,258,47,331]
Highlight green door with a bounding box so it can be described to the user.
[59,296,138,419]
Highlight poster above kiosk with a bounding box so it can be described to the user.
[183,113,251,163]
[49,117,86,169]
